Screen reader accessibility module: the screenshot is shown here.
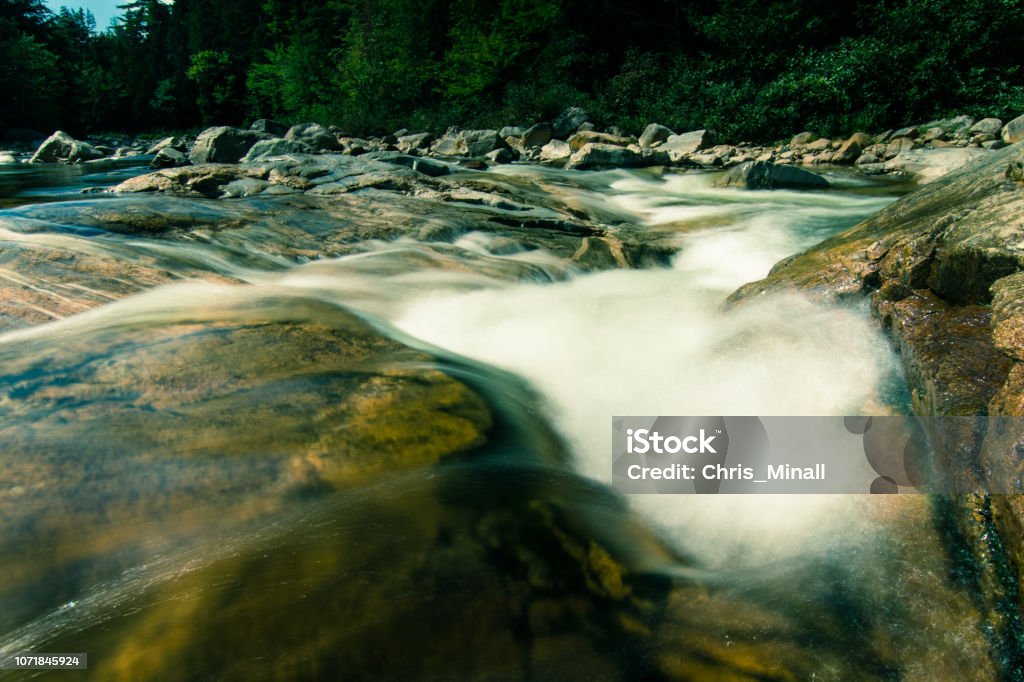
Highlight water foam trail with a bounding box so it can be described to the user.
[384,169,905,566]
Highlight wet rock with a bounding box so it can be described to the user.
[0,292,494,632]
[30,130,105,164]
[484,148,514,164]
[189,126,265,164]
[715,160,829,190]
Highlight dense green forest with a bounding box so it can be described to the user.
[2,0,1023,141]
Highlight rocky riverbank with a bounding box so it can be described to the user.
[4,107,1024,185]
[730,140,1024,669]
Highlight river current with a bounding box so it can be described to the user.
[0,159,998,680]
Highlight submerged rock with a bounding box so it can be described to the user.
[715,160,829,190]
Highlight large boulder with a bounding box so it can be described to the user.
[880,147,990,184]
[662,130,714,162]
[1003,114,1024,145]
[552,107,590,140]
[431,129,506,157]
[833,132,872,164]
[241,138,315,162]
[566,130,633,152]
[564,143,644,170]
[521,122,553,148]
[715,160,829,190]
[29,130,105,164]
[638,123,674,148]
[189,127,265,164]
[284,122,342,151]
[539,139,573,165]
[790,131,818,146]
[396,132,433,153]
[970,118,1004,136]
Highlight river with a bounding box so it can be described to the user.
[0,158,999,680]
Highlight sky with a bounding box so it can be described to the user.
[43,0,125,32]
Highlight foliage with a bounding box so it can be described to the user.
[2,0,1024,141]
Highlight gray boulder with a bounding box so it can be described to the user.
[567,130,633,152]
[189,127,264,164]
[891,125,919,139]
[241,138,314,162]
[552,107,590,140]
[396,132,433,153]
[284,123,342,151]
[790,131,818,146]
[521,123,553,148]
[715,161,829,190]
[431,129,506,157]
[881,148,990,184]
[639,123,674,148]
[30,131,105,164]
[250,118,289,136]
[484,148,514,164]
[150,147,190,169]
[498,126,525,138]
[662,130,714,162]
[539,139,572,165]
[971,118,1004,136]
[564,143,644,170]
[145,136,187,155]
[1002,114,1024,145]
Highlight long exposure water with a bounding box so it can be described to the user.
[0,159,997,680]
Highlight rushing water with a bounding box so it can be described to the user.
[0,161,999,679]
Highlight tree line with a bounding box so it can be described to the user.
[2,0,1023,142]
